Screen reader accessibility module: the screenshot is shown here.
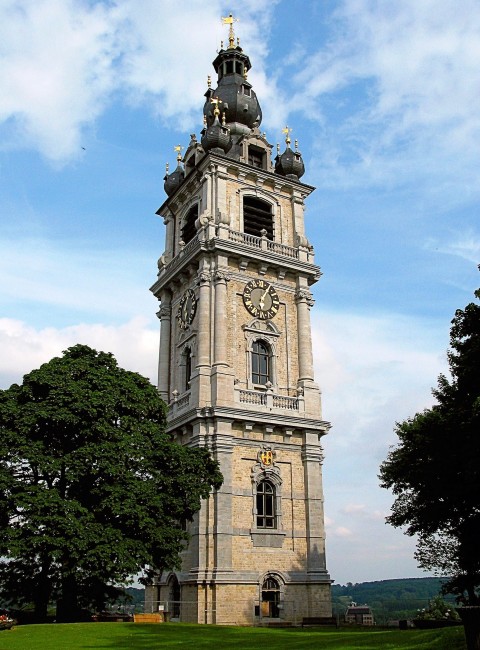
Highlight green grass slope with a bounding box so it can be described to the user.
[0,623,467,650]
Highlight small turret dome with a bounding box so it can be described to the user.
[275,130,305,181]
[201,107,232,154]
[163,151,185,196]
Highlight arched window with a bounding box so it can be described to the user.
[252,340,271,385]
[243,196,273,239]
[261,576,280,618]
[181,205,198,245]
[181,346,192,392]
[256,480,276,529]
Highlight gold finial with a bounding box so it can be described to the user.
[243,66,248,80]
[222,112,226,126]
[174,145,183,162]
[210,96,222,117]
[207,75,211,89]
[282,126,292,146]
[222,13,238,49]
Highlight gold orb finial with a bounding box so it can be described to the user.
[174,145,183,162]
[282,126,292,146]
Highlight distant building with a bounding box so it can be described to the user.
[345,603,375,625]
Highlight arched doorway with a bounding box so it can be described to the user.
[261,576,281,618]
[168,575,181,619]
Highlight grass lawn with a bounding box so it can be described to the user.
[0,623,467,650]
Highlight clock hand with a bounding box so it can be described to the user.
[259,287,269,310]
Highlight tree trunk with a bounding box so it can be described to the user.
[33,558,51,622]
[56,563,79,622]
[457,607,480,650]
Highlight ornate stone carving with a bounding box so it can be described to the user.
[196,271,211,285]
[157,305,171,319]
[295,288,315,307]
[214,269,231,283]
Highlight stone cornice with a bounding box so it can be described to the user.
[150,234,321,295]
[166,405,331,435]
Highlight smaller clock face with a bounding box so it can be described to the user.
[243,279,280,320]
[177,289,197,330]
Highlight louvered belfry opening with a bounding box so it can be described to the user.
[243,196,273,239]
[181,204,198,244]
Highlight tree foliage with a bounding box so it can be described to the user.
[379,285,480,605]
[0,345,222,621]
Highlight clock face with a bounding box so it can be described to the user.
[243,279,280,320]
[177,289,197,330]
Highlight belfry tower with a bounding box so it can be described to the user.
[147,16,332,625]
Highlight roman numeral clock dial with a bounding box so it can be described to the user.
[242,279,280,320]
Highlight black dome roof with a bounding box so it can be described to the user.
[203,44,262,134]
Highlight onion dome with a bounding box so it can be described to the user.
[164,148,185,196]
[275,128,305,181]
[203,14,262,135]
[201,101,232,154]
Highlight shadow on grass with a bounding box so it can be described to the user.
[81,623,467,650]
[0,623,467,650]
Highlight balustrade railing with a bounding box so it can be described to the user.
[238,389,267,405]
[272,395,299,410]
[237,388,300,411]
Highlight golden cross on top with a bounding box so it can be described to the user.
[282,126,292,145]
[222,13,238,49]
[210,96,222,116]
[174,144,183,161]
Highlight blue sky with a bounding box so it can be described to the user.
[1,0,479,585]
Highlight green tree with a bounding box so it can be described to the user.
[379,283,480,605]
[0,345,222,621]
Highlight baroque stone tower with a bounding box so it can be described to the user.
[146,16,332,625]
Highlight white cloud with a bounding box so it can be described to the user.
[0,237,155,319]
[312,308,447,581]
[0,316,158,389]
[425,231,480,264]
[0,0,277,162]
[343,504,366,514]
[0,0,118,161]
[332,526,353,538]
[292,0,480,196]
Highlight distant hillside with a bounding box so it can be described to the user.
[332,577,454,622]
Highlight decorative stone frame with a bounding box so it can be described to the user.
[250,447,286,548]
[179,201,200,248]
[243,319,281,391]
[238,188,278,240]
[176,333,197,396]
[257,572,286,619]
